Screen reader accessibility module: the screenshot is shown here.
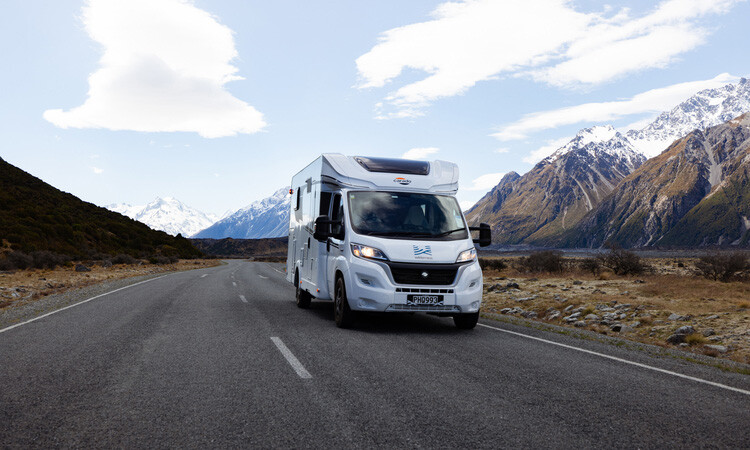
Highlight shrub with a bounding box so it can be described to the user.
[0,251,33,271]
[112,254,137,265]
[517,250,565,273]
[148,255,176,265]
[597,245,645,276]
[580,257,601,275]
[479,258,507,271]
[30,251,69,269]
[695,252,750,282]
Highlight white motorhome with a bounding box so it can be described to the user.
[286,154,491,329]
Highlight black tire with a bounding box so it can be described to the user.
[295,270,311,308]
[334,276,354,328]
[453,311,479,329]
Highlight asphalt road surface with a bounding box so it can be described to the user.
[1,260,749,448]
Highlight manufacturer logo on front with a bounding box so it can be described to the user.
[413,245,432,256]
[393,177,411,185]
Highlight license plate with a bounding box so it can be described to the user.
[406,294,444,306]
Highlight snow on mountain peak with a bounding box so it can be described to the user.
[106,197,217,237]
[543,78,750,163]
[576,125,617,146]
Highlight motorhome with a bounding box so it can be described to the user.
[286,154,491,329]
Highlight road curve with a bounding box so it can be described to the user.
[1,260,748,448]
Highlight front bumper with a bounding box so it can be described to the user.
[346,258,483,314]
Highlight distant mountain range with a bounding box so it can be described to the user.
[0,157,201,259]
[192,187,290,239]
[107,197,217,237]
[467,78,750,248]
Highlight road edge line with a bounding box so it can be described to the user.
[478,323,750,396]
[0,275,168,335]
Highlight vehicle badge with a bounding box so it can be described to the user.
[413,245,432,256]
[393,177,411,185]
[421,271,429,278]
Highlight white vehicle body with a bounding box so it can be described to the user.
[286,154,487,328]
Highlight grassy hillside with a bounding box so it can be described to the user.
[0,157,201,259]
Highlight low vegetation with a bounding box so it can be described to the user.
[695,251,749,282]
[479,250,750,365]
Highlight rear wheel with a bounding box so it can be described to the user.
[295,270,311,308]
[453,311,479,329]
[334,276,354,328]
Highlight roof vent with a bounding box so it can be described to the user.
[353,156,430,175]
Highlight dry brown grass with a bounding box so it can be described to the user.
[0,259,221,309]
[481,256,750,365]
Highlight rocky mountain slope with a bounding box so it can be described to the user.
[468,78,750,246]
[562,114,750,248]
[467,126,646,244]
[107,197,217,237]
[0,157,201,259]
[193,187,290,239]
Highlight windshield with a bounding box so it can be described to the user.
[347,191,468,240]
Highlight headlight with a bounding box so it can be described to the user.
[351,243,389,261]
[456,248,477,263]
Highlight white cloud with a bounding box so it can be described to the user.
[402,147,439,160]
[494,147,509,154]
[465,172,505,191]
[44,0,265,138]
[356,0,740,117]
[522,137,572,164]
[494,73,738,140]
[91,166,104,174]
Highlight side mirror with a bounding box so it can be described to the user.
[313,215,334,242]
[470,223,492,247]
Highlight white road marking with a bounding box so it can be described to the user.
[272,268,284,275]
[232,282,237,287]
[271,337,312,379]
[478,323,750,397]
[239,295,247,303]
[0,275,168,334]
[258,275,268,279]
[200,274,208,278]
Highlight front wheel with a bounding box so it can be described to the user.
[334,277,355,328]
[453,311,479,329]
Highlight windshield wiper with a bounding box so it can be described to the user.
[362,231,433,237]
[432,227,467,237]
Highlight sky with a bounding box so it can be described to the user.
[1,0,749,215]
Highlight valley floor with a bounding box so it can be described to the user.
[481,259,750,366]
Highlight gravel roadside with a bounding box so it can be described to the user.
[0,272,174,330]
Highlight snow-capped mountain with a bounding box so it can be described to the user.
[627,77,750,157]
[467,125,646,244]
[107,197,217,237]
[192,187,290,239]
[546,125,644,172]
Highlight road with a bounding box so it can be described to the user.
[1,260,748,448]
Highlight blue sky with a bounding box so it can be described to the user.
[1,0,749,214]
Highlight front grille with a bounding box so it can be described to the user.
[386,304,461,313]
[385,262,461,286]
